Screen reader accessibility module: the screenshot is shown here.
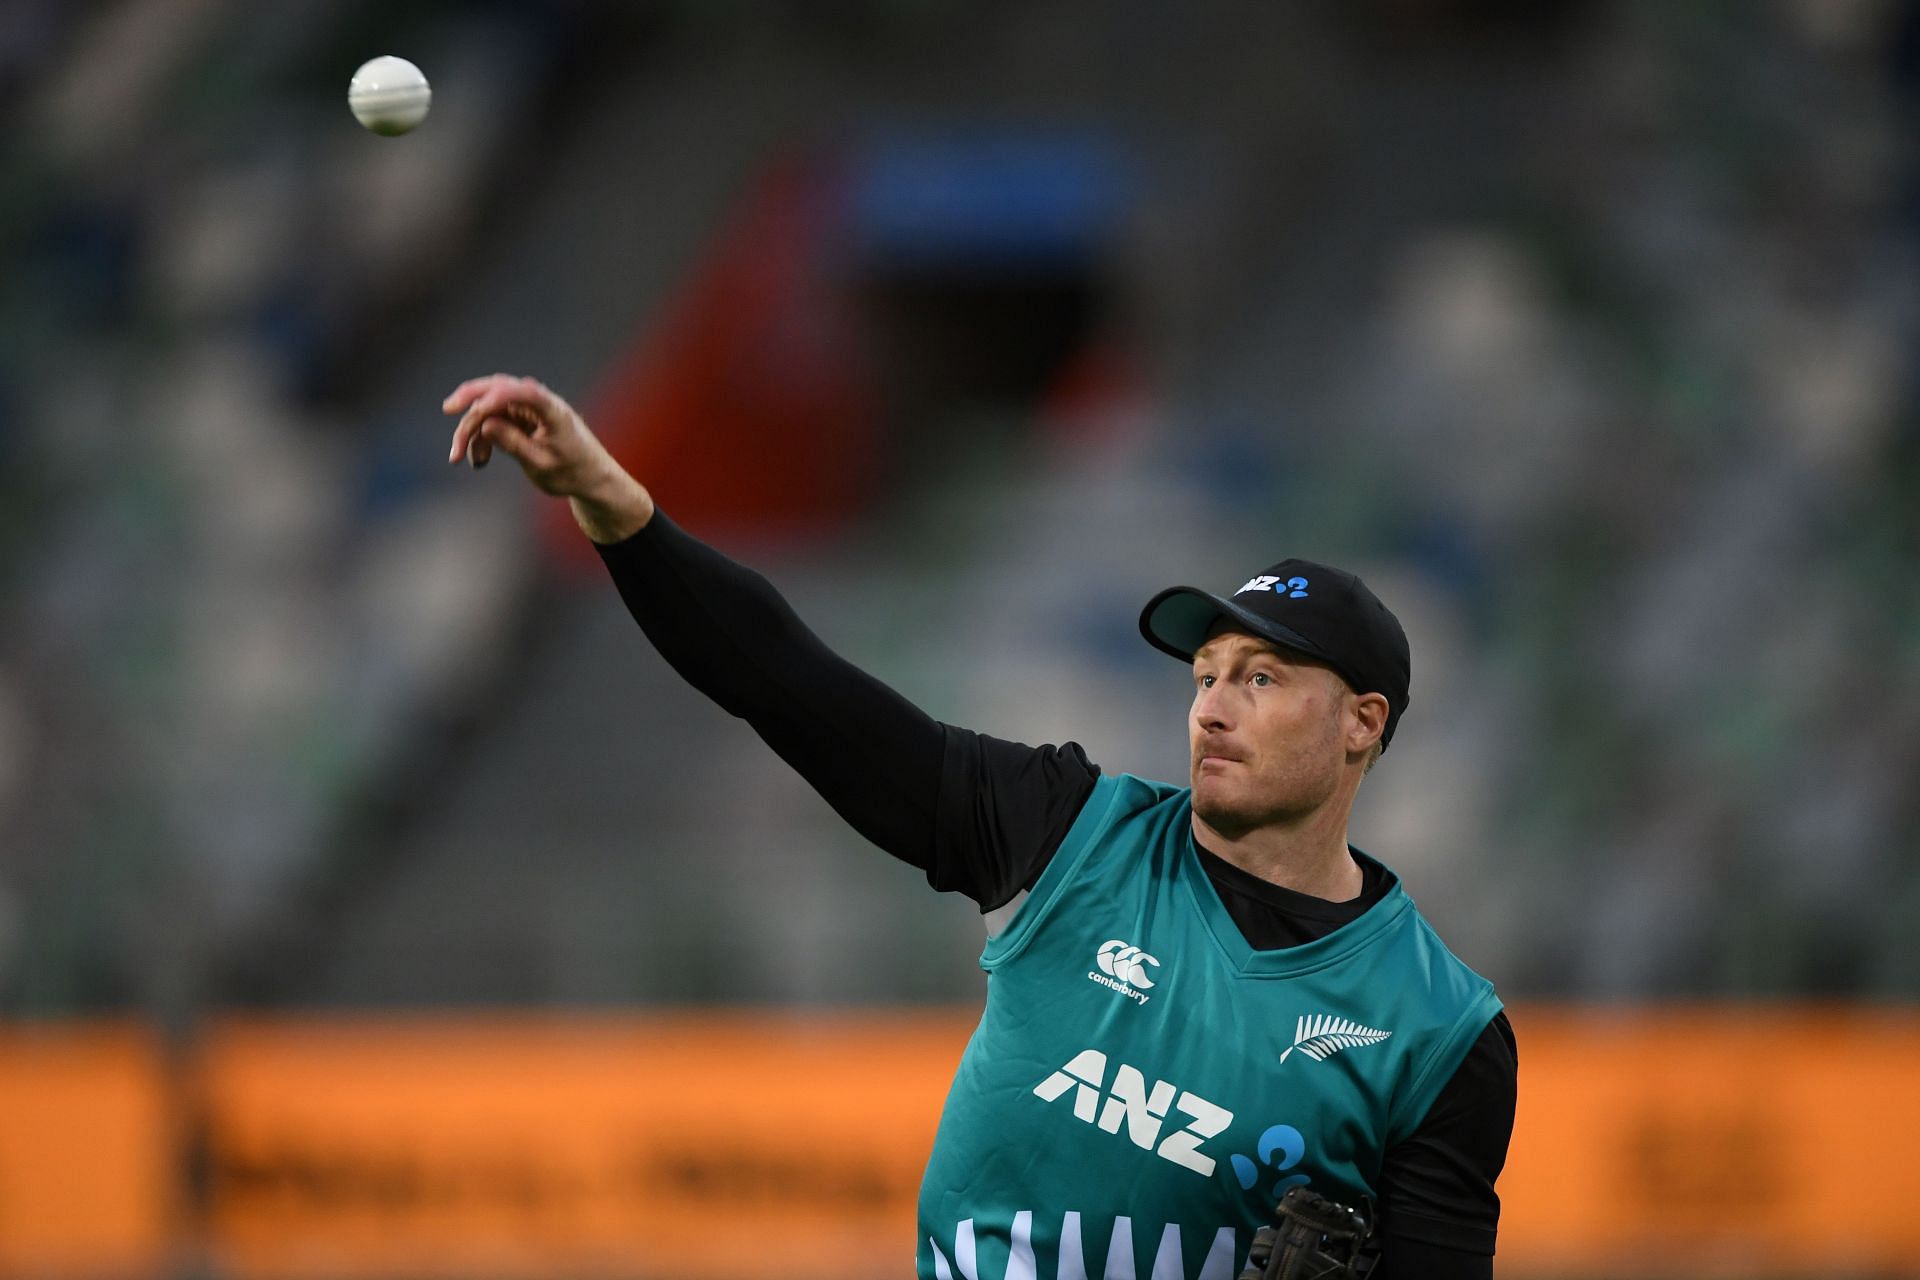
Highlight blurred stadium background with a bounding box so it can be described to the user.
[2,0,1918,1277]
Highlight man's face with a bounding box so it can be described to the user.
[1188,628,1360,837]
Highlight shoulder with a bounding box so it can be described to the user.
[1350,870,1502,1145]
[1409,909,1497,1005]
[1361,853,1498,1009]
[1064,772,1187,832]
[1101,771,1188,810]
[980,773,1188,964]
[1056,773,1190,859]
[1397,905,1502,1086]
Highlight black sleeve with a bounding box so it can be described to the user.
[931,727,1099,911]
[594,513,1098,905]
[1368,1010,1517,1279]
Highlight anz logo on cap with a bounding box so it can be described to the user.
[1235,574,1309,599]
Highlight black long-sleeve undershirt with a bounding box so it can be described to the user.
[595,511,1514,1277]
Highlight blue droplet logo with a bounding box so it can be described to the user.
[1234,1124,1311,1199]
[1257,1124,1304,1168]
[1286,577,1309,598]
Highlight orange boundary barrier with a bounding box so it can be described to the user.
[0,1022,176,1277]
[1497,1005,1920,1276]
[3,1007,1918,1277]
[198,1012,959,1280]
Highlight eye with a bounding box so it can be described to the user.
[1198,674,1216,689]
[1250,672,1273,687]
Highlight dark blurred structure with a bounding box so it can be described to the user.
[0,0,1916,1020]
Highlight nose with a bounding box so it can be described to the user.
[1192,681,1232,733]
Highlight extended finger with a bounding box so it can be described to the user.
[449,410,487,463]
[450,405,510,462]
[448,393,499,460]
[450,387,531,460]
[461,383,546,433]
[442,373,517,416]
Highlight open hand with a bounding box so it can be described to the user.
[443,373,654,542]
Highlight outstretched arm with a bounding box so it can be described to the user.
[442,375,1095,897]
[596,508,949,864]
[444,372,942,862]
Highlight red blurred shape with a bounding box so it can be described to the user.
[541,154,876,568]
[1036,335,1152,448]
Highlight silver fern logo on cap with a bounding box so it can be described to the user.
[1278,1014,1392,1064]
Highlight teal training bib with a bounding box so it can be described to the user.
[916,774,1500,1280]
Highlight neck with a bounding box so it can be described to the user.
[1190,795,1363,902]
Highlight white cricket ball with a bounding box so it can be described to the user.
[348,56,431,136]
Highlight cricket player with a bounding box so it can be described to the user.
[443,375,1516,1280]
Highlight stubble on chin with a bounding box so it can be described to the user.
[1193,760,1341,839]
[1191,774,1261,840]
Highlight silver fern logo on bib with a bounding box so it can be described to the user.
[1278,1014,1392,1064]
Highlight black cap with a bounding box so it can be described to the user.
[1139,559,1412,749]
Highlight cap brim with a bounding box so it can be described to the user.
[1138,586,1342,671]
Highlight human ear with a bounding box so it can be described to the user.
[1348,691,1389,755]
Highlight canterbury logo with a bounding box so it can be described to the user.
[1277,1014,1392,1064]
[1033,1049,1233,1177]
[1094,939,1159,988]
